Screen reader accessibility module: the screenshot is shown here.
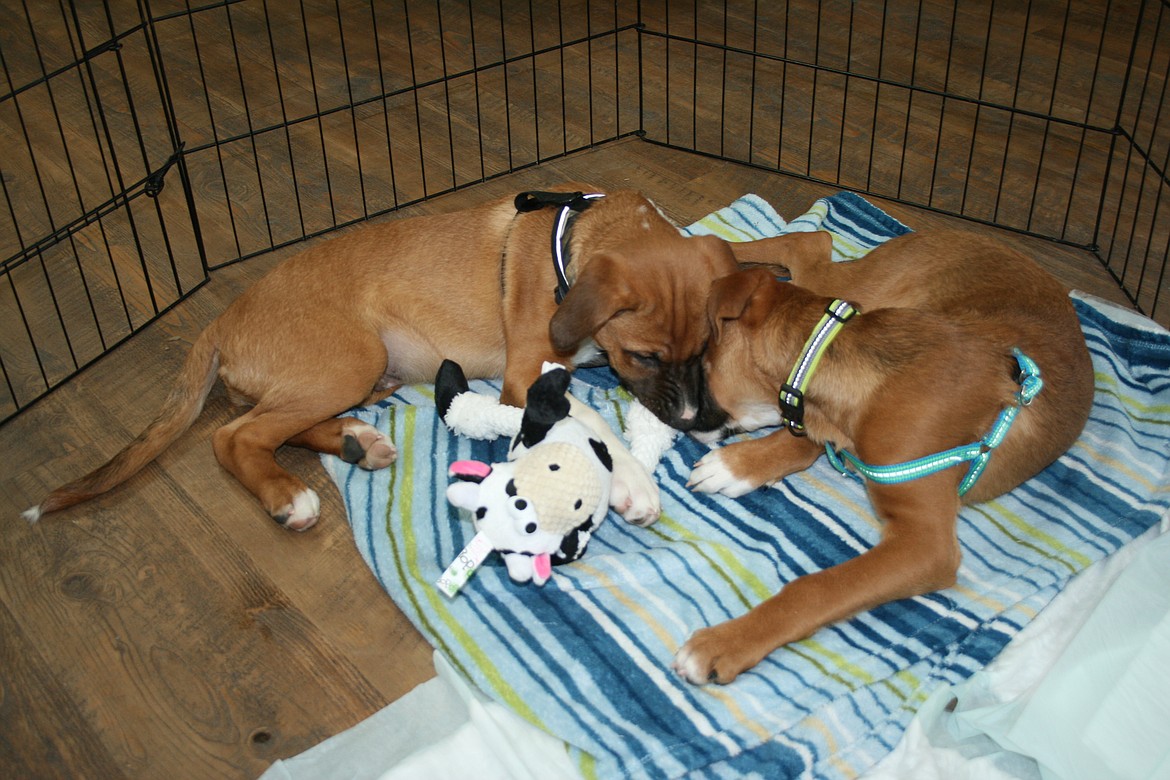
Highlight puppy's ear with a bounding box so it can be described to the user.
[550,254,636,352]
[707,268,774,343]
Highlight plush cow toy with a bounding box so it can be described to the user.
[435,360,614,593]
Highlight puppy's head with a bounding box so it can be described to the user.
[691,267,786,442]
[549,232,736,431]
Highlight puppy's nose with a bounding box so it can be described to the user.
[679,405,697,422]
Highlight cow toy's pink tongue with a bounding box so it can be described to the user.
[534,553,552,583]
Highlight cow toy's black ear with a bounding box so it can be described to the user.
[527,368,571,414]
[435,359,470,421]
[516,369,571,449]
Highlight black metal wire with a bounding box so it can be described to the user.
[370,2,402,211]
[2,0,1168,425]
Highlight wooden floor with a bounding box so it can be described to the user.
[0,138,1136,779]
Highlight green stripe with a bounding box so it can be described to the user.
[714,210,768,240]
[830,234,871,261]
[386,408,546,728]
[382,408,465,674]
[575,747,599,779]
[605,388,628,431]
[1095,371,1170,421]
[787,641,920,707]
[649,513,773,604]
[693,211,757,241]
[794,639,875,691]
[898,670,932,711]
[971,500,1091,573]
[785,643,868,695]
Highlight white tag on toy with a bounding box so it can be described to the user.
[436,531,494,598]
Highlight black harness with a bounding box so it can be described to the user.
[514,190,605,303]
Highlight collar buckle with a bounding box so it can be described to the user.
[778,383,808,436]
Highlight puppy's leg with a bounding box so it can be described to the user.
[500,343,557,408]
[287,417,397,469]
[727,232,833,275]
[212,406,326,530]
[566,395,661,527]
[214,386,380,531]
[688,430,822,497]
[674,475,961,684]
[211,325,389,528]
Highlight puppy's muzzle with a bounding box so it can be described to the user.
[630,356,730,433]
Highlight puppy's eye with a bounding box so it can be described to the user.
[627,350,660,367]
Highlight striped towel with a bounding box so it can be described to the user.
[324,193,1170,779]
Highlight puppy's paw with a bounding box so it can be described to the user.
[610,459,661,527]
[686,448,759,497]
[273,488,321,532]
[673,621,764,685]
[340,421,397,470]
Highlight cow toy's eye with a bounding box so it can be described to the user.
[514,498,527,510]
[525,522,537,534]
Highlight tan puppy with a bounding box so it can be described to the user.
[673,229,1094,684]
[25,188,738,530]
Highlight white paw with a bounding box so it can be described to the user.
[671,642,711,685]
[686,449,755,498]
[278,489,320,531]
[689,427,727,445]
[610,455,661,526]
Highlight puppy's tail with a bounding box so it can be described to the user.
[22,332,220,522]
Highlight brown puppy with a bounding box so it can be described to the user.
[673,229,1094,684]
[25,188,738,530]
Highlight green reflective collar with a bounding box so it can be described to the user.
[778,298,858,436]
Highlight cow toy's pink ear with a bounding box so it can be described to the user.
[449,460,492,482]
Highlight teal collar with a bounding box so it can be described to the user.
[778,298,858,436]
[825,348,1044,496]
